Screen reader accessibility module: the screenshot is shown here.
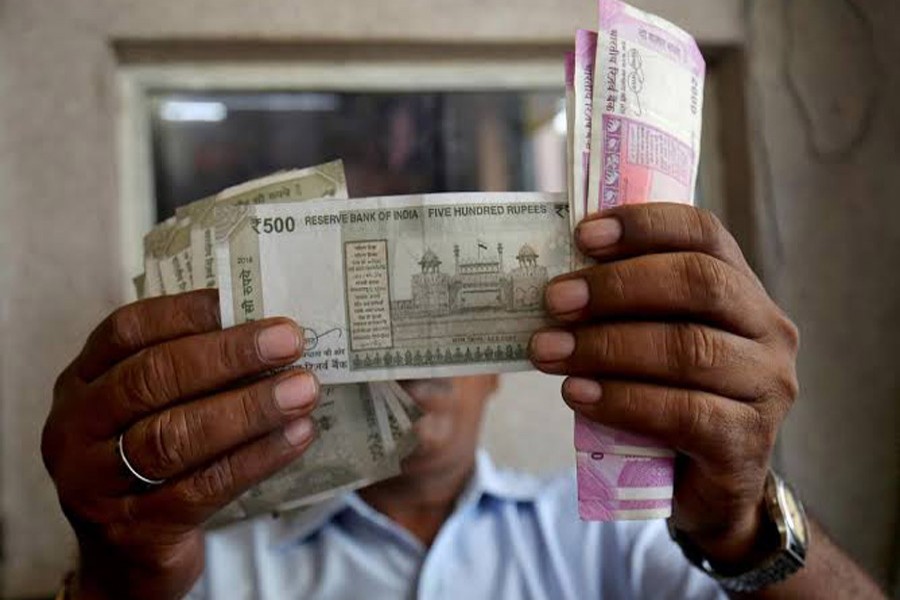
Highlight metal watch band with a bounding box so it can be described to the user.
[667,470,807,593]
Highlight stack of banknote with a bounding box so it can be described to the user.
[138,162,575,525]
[137,162,431,525]
[565,0,706,520]
[135,0,705,525]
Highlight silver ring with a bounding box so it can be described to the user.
[117,433,166,486]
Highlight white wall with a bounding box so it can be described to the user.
[746,0,900,586]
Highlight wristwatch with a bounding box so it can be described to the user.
[668,470,809,593]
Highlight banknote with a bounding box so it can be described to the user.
[574,414,674,458]
[158,213,193,294]
[571,0,705,521]
[573,30,597,231]
[237,383,402,516]
[142,216,176,298]
[578,498,672,521]
[191,161,349,290]
[586,0,705,212]
[135,162,424,526]
[576,452,674,501]
[565,51,576,232]
[385,381,425,422]
[216,192,571,385]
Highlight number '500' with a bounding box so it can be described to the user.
[255,217,296,234]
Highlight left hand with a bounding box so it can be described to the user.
[529,203,800,567]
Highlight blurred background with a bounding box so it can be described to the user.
[1,0,898,597]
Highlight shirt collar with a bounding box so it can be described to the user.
[268,450,546,549]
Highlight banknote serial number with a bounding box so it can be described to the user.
[250,217,296,234]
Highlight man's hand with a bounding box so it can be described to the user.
[42,290,320,600]
[530,203,800,568]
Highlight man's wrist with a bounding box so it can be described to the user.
[684,500,780,575]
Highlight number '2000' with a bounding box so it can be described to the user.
[256,217,296,234]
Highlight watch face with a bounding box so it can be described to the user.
[780,484,808,546]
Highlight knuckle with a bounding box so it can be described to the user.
[770,362,800,404]
[668,324,723,375]
[694,207,729,249]
[619,384,644,416]
[105,305,145,355]
[673,389,715,444]
[592,263,628,305]
[132,346,179,408]
[582,327,622,371]
[217,329,258,375]
[138,410,195,477]
[774,311,801,353]
[680,253,731,314]
[191,459,237,502]
[237,385,267,432]
[644,203,672,239]
[178,290,221,330]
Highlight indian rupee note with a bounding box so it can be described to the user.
[574,413,674,458]
[216,192,571,385]
[158,214,193,293]
[578,497,672,521]
[192,160,348,289]
[576,452,674,501]
[565,50,576,232]
[575,0,706,521]
[385,381,425,422]
[371,383,419,458]
[142,216,176,298]
[572,30,598,261]
[236,383,401,517]
[585,0,705,212]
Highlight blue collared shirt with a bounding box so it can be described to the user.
[188,452,726,599]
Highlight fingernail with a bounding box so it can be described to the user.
[546,279,589,315]
[565,378,603,404]
[578,218,622,250]
[283,418,315,446]
[530,330,576,362]
[257,323,301,362]
[274,373,318,413]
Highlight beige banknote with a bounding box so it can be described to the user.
[142,216,176,298]
[216,192,570,385]
[158,214,193,294]
[191,161,349,290]
[236,383,403,516]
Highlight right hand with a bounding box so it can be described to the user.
[42,290,320,599]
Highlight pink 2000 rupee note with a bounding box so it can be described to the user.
[576,452,674,501]
[574,0,706,521]
[565,50,576,232]
[575,414,674,458]
[578,498,672,521]
[573,29,598,236]
[586,0,705,211]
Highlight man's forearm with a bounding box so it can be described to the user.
[737,519,885,600]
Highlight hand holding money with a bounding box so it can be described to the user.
[534,202,801,563]
[41,291,320,600]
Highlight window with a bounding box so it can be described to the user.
[149,90,567,220]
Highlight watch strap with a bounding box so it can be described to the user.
[667,470,807,593]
